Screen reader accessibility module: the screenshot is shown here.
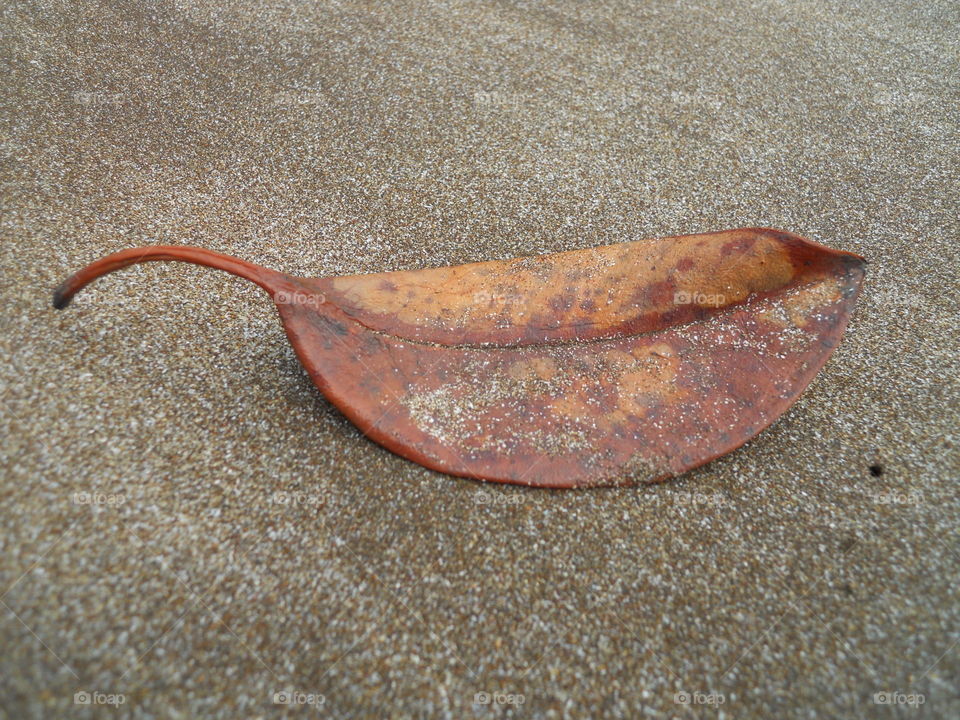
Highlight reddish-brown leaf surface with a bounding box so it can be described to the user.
[54,227,865,487]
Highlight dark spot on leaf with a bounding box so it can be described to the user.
[315,315,349,336]
[721,235,756,256]
[647,279,675,305]
[548,292,575,313]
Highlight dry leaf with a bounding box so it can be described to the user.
[54,227,865,487]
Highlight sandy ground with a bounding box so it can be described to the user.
[1,0,958,717]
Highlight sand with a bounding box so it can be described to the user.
[1,0,957,717]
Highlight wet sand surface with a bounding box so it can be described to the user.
[1,1,958,717]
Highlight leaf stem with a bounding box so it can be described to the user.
[53,246,292,309]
